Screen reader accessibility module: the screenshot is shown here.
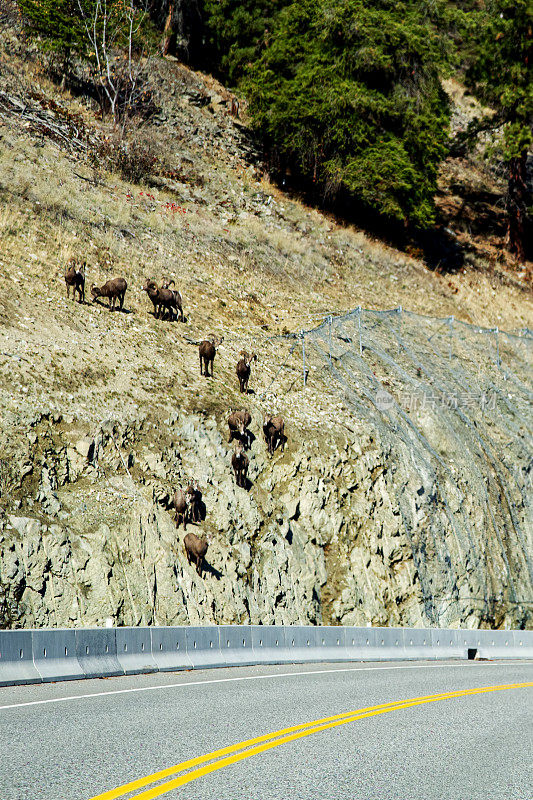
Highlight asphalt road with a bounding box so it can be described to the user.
[1,659,532,800]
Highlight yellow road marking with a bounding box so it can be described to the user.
[89,682,533,800]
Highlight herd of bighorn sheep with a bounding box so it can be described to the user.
[175,408,286,576]
[63,260,287,579]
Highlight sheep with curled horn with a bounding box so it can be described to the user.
[161,278,184,321]
[142,278,182,321]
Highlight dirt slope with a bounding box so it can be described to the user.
[0,22,531,630]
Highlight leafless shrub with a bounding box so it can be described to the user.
[90,133,159,183]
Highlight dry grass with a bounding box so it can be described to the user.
[0,34,531,440]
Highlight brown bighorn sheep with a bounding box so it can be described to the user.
[263,415,285,455]
[91,277,127,311]
[184,531,211,577]
[162,279,184,322]
[143,279,183,321]
[228,409,252,446]
[186,480,202,523]
[231,442,249,488]
[236,351,257,394]
[173,487,192,529]
[199,335,224,377]
[64,259,85,303]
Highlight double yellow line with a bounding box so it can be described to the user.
[89,682,532,800]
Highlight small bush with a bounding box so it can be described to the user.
[90,135,160,183]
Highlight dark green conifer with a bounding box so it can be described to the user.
[242,0,450,228]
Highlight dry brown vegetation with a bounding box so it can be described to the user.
[0,23,531,442]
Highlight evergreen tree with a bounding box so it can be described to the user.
[18,0,86,64]
[467,0,532,261]
[242,0,450,228]
[203,0,286,82]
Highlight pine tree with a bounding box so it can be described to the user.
[242,0,450,228]
[18,0,86,65]
[467,0,532,261]
[203,0,286,82]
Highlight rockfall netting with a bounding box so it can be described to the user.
[279,308,532,626]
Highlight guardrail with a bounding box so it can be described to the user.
[1,625,532,687]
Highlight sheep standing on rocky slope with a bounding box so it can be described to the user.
[231,442,249,488]
[184,531,211,577]
[236,351,257,394]
[228,409,252,447]
[263,415,285,455]
[162,279,184,322]
[64,259,85,303]
[143,278,183,321]
[186,480,202,523]
[174,487,192,529]
[91,277,127,311]
[199,335,223,377]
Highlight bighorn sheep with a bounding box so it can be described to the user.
[184,531,211,577]
[236,351,257,394]
[231,442,249,488]
[162,279,184,322]
[91,277,127,311]
[173,487,192,529]
[228,409,252,446]
[186,480,202,523]
[65,259,85,303]
[199,335,224,377]
[263,415,285,455]
[143,279,183,321]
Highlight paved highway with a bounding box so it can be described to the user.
[1,659,532,799]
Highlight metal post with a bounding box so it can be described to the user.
[301,331,307,388]
[448,315,454,362]
[357,306,362,357]
[521,328,532,370]
[327,315,332,365]
[494,327,500,369]
[397,305,402,352]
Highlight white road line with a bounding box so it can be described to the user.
[1,660,531,712]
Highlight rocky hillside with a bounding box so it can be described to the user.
[0,20,531,631]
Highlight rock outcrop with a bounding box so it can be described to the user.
[1,397,530,630]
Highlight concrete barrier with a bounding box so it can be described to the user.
[460,628,522,660]
[402,628,437,660]
[430,628,465,660]
[75,628,123,679]
[314,626,350,662]
[284,626,322,662]
[0,625,531,687]
[250,626,292,664]
[343,627,371,661]
[116,627,158,675]
[185,627,222,669]
[344,627,405,661]
[0,629,41,686]
[33,628,84,683]
[512,631,533,659]
[220,626,257,667]
[374,627,407,660]
[150,627,191,672]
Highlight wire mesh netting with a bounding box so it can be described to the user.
[290,308,532,626]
